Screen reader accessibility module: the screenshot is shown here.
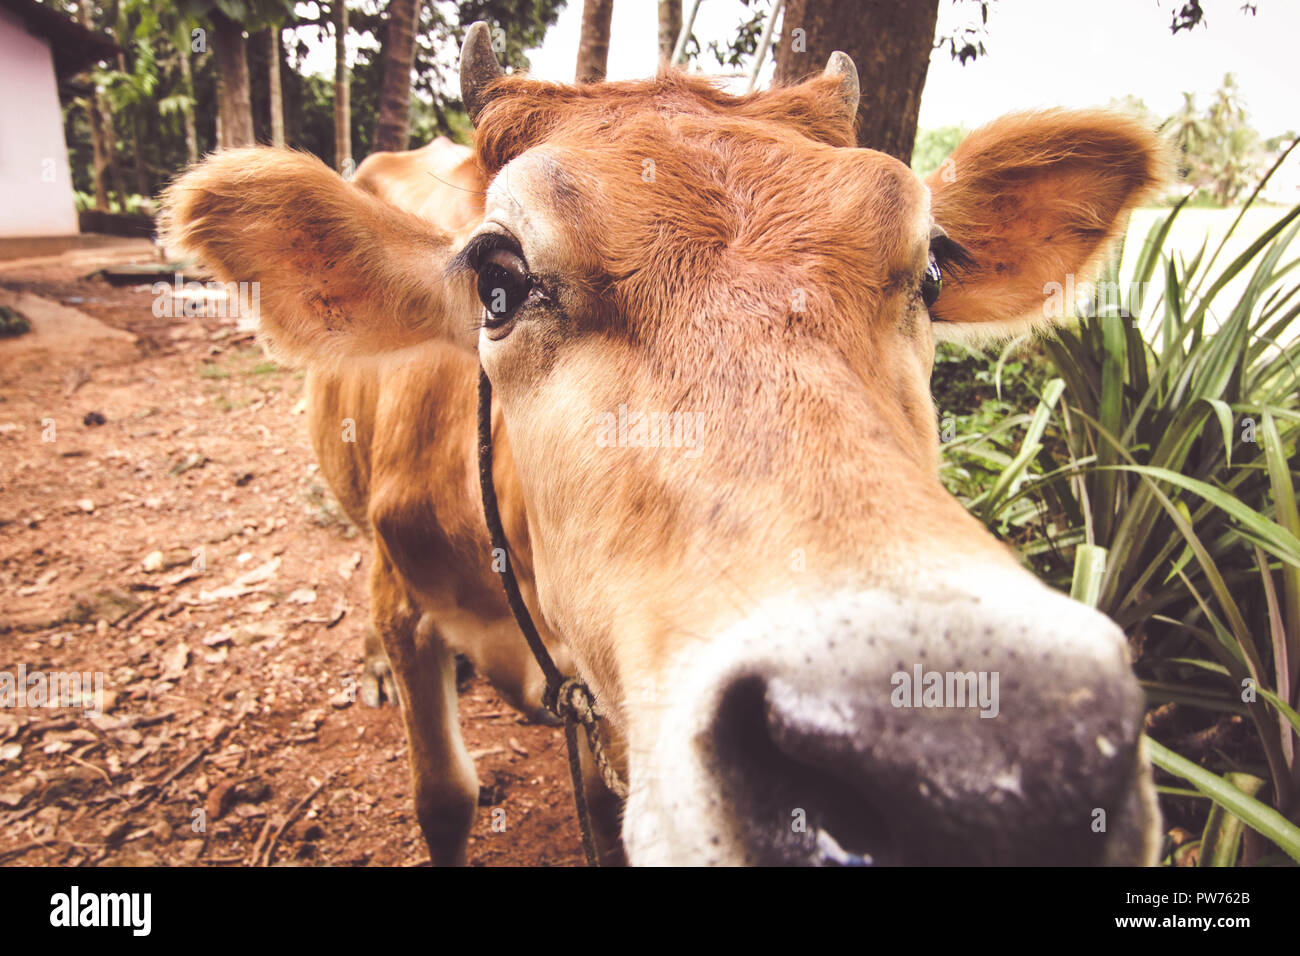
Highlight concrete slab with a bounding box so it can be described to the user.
[0,288,137,376]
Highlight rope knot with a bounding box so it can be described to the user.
[554,676,599,726]
[549,676,629,801]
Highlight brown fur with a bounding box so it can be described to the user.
[472,70,858,178]
[162,67,1165,865]
[161,148,482,364]
[926,109,1168,331]
[353,137,486,237]
[165,142,621,865]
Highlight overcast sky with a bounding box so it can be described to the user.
[518,0,1299,137]
[297,1,1297,137]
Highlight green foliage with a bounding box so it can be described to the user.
[936,0,993,65]
[1164,74,1273,207]
[0,306,32,338]
[689,0,995,75]
[72,190,152,214]
[59,0,216,199]
[703,0,766,69]
[174,0,296,33]
[924,74,1285,212]
[1148,742,1298,863]
[347,0,567,148]
[940,151,1300,864]
[935,338,1056,514]
[910,125,965,179]
[1167,0,1261,35]
[55,0,567,197]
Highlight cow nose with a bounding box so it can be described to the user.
[705,592,1146,866]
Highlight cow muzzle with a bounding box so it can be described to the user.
[620,576,1160,866]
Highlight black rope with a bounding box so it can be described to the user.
[476,367,601,866]
[476,368,564,710]
[565,720,600,865]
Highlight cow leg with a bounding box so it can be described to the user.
[369,557,478,865]
[359,623,399,708]
[473,618,561,726]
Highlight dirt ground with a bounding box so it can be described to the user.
[0,240,584,867]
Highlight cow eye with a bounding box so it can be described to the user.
[921,254,943,308]
[923,232,974,315]
[477,248,532,327]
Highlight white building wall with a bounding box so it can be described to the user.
[0,7,80,237]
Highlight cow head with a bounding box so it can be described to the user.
[165,23,1165,865]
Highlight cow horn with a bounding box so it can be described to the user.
[460,21,504,125]
[823,51,860,119]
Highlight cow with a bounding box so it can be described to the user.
[352,136,485,239]
[321,136,492,714]
[163,24,1166,866]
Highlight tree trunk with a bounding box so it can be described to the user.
[100,104,129,211]
[74,2,108,210]
[334,1,352,173]
[658,0,680,65]
[575,0,614,82]
[267,27,285,147]
[84,95,110,211]
[214,59,224,149]
[178,37,199,164]
[129,112,150,197]
[117,50,151,197]
[373,0,421,153]
[76,3,126,207]
[211,10,254,147]
[774,0,939,161]
[430,99,453,138]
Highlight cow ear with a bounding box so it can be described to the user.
[161,147,481,364]
[925,110,1167,339]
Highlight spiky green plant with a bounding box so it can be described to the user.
[945,145,1300,864]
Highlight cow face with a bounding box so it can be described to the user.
[458,27,1163,866]
[163,24,1165,865]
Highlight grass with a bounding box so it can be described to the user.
[198,346,287,386]
[0,305,31,338]
[1123,204,1297,342]
[197,363,231,380]
[940,150,1300,865]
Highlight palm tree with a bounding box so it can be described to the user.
[176,0,294,148]
[266,26,286,148]
[373,0,422,153]
[173,22,200,164]
[74,0,127,211]
[773,0,942,161]
[334,0,351,173]
[1165,75,1264,206]
[576,0,614,82]
[1165,91,1209,182]
[658,0,680,64]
